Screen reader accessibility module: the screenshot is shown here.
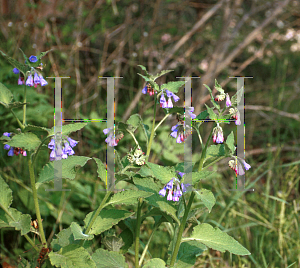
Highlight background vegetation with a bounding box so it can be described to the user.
[0,0,299,267]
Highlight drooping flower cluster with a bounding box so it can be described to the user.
[127,146,146,166]
[229,108,241,125]
[212,123,224,143]
[48,137,78,161]
[159,173,191,202]
[170,108,196,143]
[12,55,47,87]
[103,127,124,147]
[2,132,27,156]
[159,89,180,108]
[142,84,157,96]
[228,157,251,175]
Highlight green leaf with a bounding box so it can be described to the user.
[231,86,244,106]
[92,248,128,268]
[174,241,207,268]
[0,208,31,235]
[18,48,29,65]
[93,157,108,184]
[83,209,134,235]
[160,81,185,94]
[102,235,125,252]
[141,123,151,143]
[191,171,215,184]
[48,123,87,137]
[151,69,173,81]
[204,104,218,121]
[37,49,52,60]
[225,131,236,154]
[203,84,220,111]
[0,82,13,108]
[105,190,153,207]
[49,244,96,268]
[70,222,94,240]
[196,110,209,120]
[23,124,50,136]
[133,177,180,224]
[145,162,176,184]
[187,223,251,255]
[142,258,166,268]
[0,49,31,76]
[0,176,31,235]
[6,132,41,151]
[126,114,142,132]
[51,227,92,251]
[214,79,224,94]
[195,189,216,213]
[37,156,91,188]
[0,175,13,209]
[138,65,149,75]
[205,144,226,159]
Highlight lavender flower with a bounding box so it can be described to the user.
[159,177,190,202]
[26,75,34,87]
[48,136,78,161]
[226,93,232,107]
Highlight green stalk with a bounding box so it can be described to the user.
[23,81,27,125]
[127,130,139,145]
[202,156,225,171]
[84,190,112,235]
[169,191,195,267]
[146,94,158,157]
[154,113,170,132]
[10,109,24,130]
[198,124,215,172]
[28,157,47,247]
[139,221,162,266]
[135,197,143,268]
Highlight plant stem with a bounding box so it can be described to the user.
[135,197,143,268]
[10,109,24,130]
[127,130,139,145]
[84,190,112,235]
[169,191,195,267]
[146,94,157,157]
[202,156,225,171]
[198,124,215,172]
[139,220,162,267]
[154,113,170,132]
[23,82,27,125]
[28,157,47,247]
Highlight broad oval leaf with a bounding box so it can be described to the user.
[187,223,251,255]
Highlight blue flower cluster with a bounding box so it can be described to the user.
[48,137,78,161]
[159,173,191,202]
[12,55,47,87]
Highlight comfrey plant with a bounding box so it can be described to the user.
[0,50,251,268]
